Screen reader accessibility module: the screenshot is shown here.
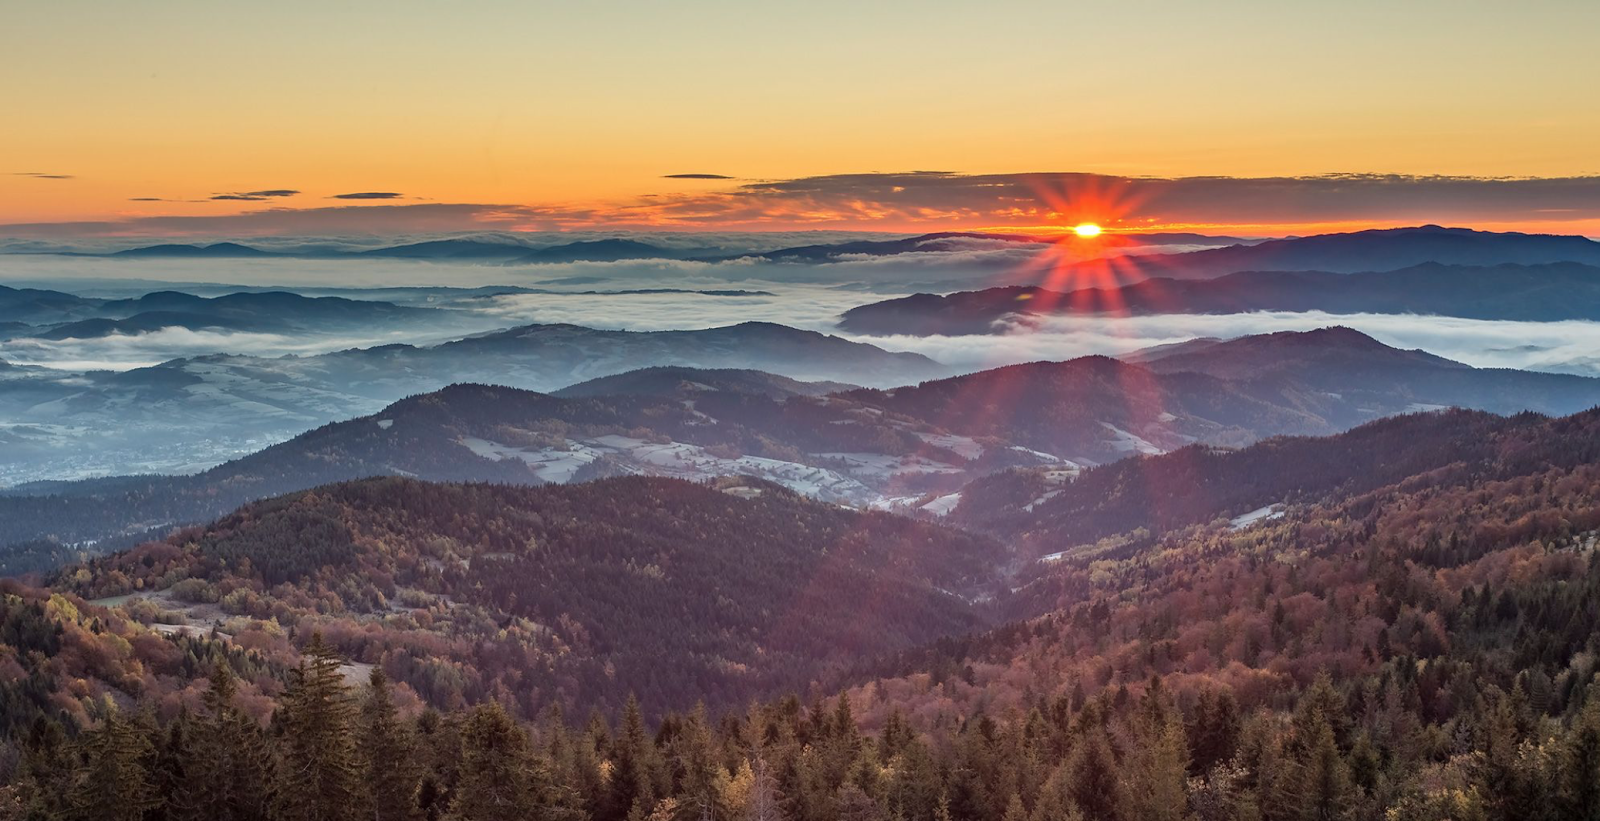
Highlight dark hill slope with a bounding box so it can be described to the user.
[63,475,1005,716]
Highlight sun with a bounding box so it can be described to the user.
[1073,222,1102,238]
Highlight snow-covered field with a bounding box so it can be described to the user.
[458,433,878,503]
[919,492,964,516]
[1229,504,1286,530]
[1099,422,1164,455]
[812,451,966,478]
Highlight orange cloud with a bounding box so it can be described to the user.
[4,172,1600,237]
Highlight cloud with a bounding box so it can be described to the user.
[665,174,734,180]
[472,284,874,334]
[210,189,300,201]
[8,172,1600,237]
[671,171,1600,233]
[331,192,404,199]
[0,204,518,238]
[12,172,74,180]
[0,321,500,372]
[840,311,1600,378]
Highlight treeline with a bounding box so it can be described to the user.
[9,630,1600,821]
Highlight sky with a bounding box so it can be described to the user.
[4,0,1599,236]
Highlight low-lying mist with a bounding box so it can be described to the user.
[843,312,1600,377]
[5,250,1600,378]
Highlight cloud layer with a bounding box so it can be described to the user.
[845,311,1600,378]
[7,172,1600,237]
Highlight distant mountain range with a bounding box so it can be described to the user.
[839,260,1600,335]
[8,326,1600,565]
[39,229,1248,265]
[1091,225,1600,280]
[843,326,1600,460]
[34,227,1600,289]
[0,286,456,338]
[550,365,856,399]
[0,321,949,485]
[111,241,276,258]
[698,230,1245,263]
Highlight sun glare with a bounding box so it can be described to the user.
[1074,222,1102,238]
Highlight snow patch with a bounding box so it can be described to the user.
[589,435,872,502]
[457,436,603,483]
[1100,422,1163,455]
[914,432,985,460]
[1229,504,1286,530]
[813,451,965,478]
[1023,490,1063,512]
[1007,445,1077,467]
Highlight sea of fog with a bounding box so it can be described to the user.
[1,255,1597,378]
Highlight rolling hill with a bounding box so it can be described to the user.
[0,321,949,486]
[1099,224,1600,280]
[9,328,1600,564]
[842,327,1600,461]
[837,260,1600,335]
[58,474,1007,715]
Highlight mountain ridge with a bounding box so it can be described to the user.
[838,259,1600,334]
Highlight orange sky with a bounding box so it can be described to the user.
[4,1,1598,236]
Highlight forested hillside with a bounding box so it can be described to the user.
[0,381,1022,564]
[948,408,1545,551]
[10,329,1600,564]
[6,406,1600,820]
[42,476,1004,719]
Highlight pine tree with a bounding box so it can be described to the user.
[548,704,606,821]
[1065,723,1122,821]
[1285,710,1351,821]
[15,716,76,821]
[148,716,192,821]
[883,738,940,821]
[609,696,662,821]
[1561,696,1600,821]
[1191,689,1241,774]
[70,711,160,821]
[360,669,422,821]
[833,782,879,821]
[1002,793,1028,821]
[274,633,364,821]
[669,705,728,821]
[1125,683,1193,821]
[878,711,912,765]
[174,663,271,821]
[413,708,461,821]
[446,701,563,821]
